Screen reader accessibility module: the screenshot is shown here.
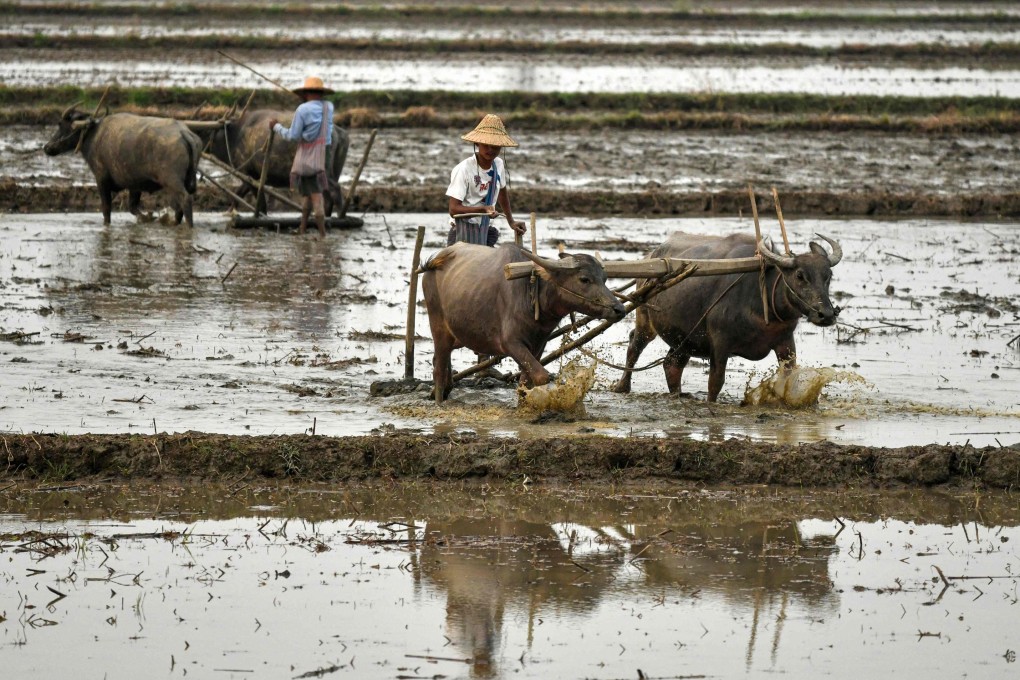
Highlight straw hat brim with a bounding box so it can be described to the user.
[461,130,517,147]
[293,86,334,95]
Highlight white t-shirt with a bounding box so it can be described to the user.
[446,155,507,209]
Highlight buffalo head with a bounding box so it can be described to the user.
[758,234,842,326]
[44,101,105,156]
[520,249,626,321]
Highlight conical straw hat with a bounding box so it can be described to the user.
[461,114,518,148]
[293,76,333,95]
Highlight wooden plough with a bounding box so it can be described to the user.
[393,187,790,392]
[199,151,365,230]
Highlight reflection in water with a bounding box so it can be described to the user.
[2,485,1018,678]
[418,514,839,677]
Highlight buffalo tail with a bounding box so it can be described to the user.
[420,250,454,273]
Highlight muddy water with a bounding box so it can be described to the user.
[9,19,1020,47]
[1,212,1018,447]
[3,54,1018,98]
[1,485,1018,678]
[10,127,1020,199]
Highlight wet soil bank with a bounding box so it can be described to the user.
[5,2,1017,27]
[6,88,1018,120]
[5,182,1020,218]
[2,432,1018,490]
[7,35,1018,66]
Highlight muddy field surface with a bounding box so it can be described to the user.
[2,483,1019,678]
[1,212,1018,455]
[6,124,1020,221]
[9,125,1018,198]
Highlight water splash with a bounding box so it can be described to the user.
[743,365,869,408]
[519,358,596,413]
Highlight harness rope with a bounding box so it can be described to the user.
[53,120,95,150]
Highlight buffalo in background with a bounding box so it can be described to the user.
[197,108,350,216]
[44,104,202,227]
[613,232,843,401]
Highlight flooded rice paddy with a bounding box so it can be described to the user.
[2,484,1018,678]
[8,20,1020,48]
[3,55,1018,98]
[1,211,1018,448]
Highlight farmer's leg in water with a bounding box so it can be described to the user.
[300,196,311,234]
[311,192,326,237]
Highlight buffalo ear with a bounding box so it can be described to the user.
[558,251,572,260]
[809,242,826,256]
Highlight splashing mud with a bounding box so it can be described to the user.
[519,358,596,414]
[743,364,869,408]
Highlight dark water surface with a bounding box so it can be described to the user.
[2,485,1018,679]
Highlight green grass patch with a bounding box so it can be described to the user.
[4,86,1019,134]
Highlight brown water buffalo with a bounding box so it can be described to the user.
[44,105,201,227]
[422,243,626,403]
[613,232,842,401]
[199,109,350,216]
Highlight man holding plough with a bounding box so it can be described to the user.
[446,114,527,246]
[269,76,334,238]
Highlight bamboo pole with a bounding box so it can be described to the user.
[253,128,275,217]
[404,226,426,381]
[748,183,769,322]
[197,169,255,211]
[747,183,763,245]
[201,152,302,211]
[504,255,759,281]
[529,212,539,320]
[218,50,298,99]
[771,186,792,255]
[340,128,377,217]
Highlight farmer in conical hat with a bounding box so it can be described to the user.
[446,114,526,246]
[268,76,335,237]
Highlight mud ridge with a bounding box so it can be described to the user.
[1,432,1017,489]
[5,182,1020,218]
[5,87,1018,120]
[3,2,1015,26]
[6,35,1018,67]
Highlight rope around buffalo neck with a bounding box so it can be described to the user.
[771,268,831,320]
[52,121,95,151]
[536,273,619,315]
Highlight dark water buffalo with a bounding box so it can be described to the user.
[613,232,842,401]
[44,105,201,227]
[422,243,626,403]
[199,109,350,216]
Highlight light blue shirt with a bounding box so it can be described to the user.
[273,100,333,145]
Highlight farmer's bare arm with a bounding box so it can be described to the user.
[497,188,526,234]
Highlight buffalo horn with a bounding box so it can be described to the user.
[520,247,576,272]
[757,238,795,268]
[61,100,84,119]
[814,233,843,266]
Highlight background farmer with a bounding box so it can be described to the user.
[446,114,526,246]
[268,76,334,237]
